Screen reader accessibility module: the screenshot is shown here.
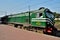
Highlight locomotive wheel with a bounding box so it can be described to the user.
[23,26,26,30]
[43,29,47,34]
[34,28,37,32]
[27,26,32,31]
[20,26,22,29]
[14,24,18,28]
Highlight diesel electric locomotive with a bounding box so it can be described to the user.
[1,7,57,35]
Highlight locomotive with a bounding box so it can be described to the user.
[0,16,8,24]
[0,7,57,35]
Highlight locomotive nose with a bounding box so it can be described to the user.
[43,27,53,34]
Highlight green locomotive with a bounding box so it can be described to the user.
[1,7,57,35]
[8,7,55,29]
[0,7,59,35]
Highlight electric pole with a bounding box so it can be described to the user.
[28,5,31,24]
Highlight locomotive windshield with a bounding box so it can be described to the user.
[45,10,54,19]
[46,12,54,18]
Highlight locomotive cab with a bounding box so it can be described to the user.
[31,7,55,28]
[43,9,57,35]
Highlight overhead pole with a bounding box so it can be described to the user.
[28,0,31,24]
[28,5,31,24]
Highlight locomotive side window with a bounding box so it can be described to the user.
[37,13,42,18]
[39,13,42,17]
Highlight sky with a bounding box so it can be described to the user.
[0,0,60,17]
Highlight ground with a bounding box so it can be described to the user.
[0,24,60,40]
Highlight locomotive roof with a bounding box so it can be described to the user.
[8,8,53,16]
[8,9,46,16]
